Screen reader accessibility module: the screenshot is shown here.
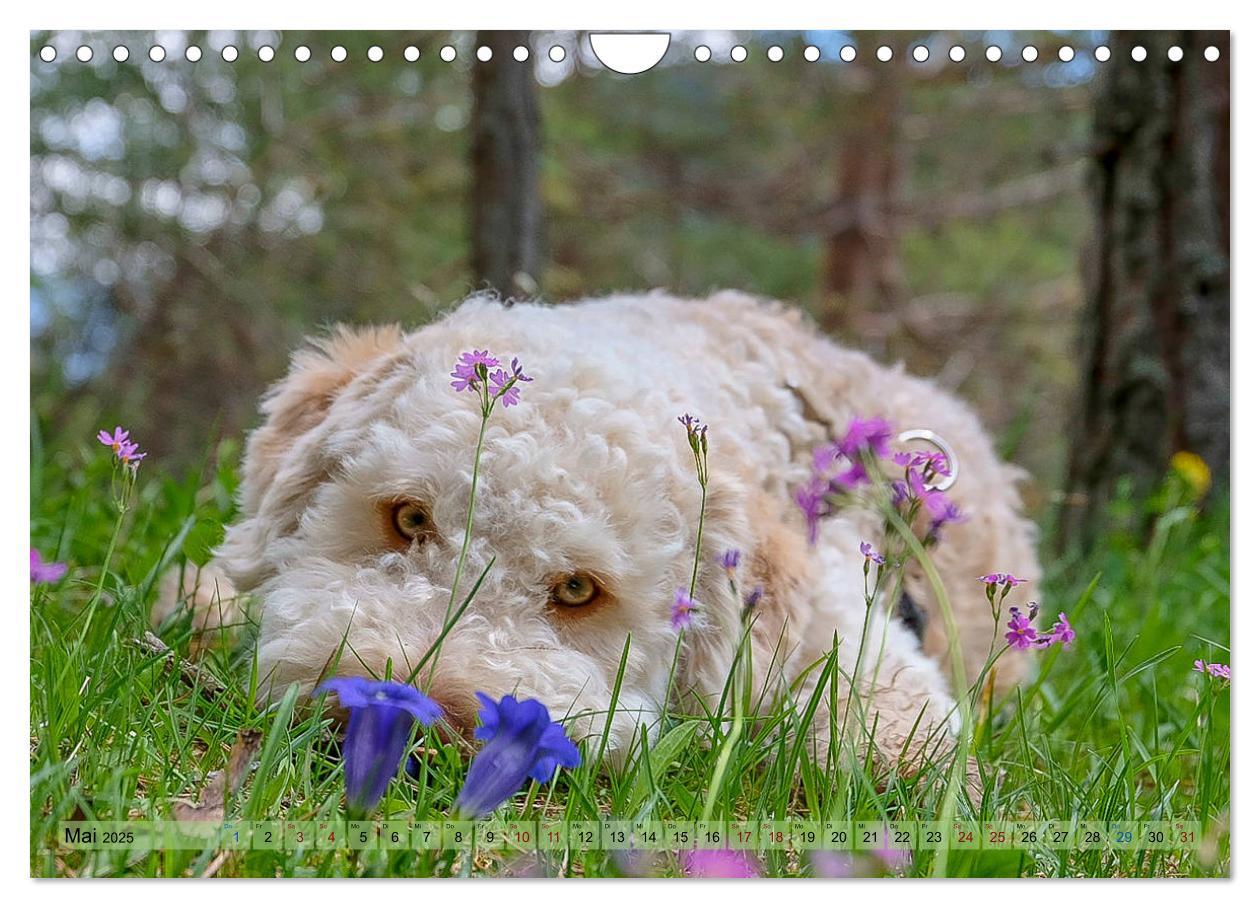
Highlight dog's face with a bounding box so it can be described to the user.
[218,302,757,759]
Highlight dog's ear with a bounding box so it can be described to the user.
[217,324,404,588]
[239,325,403,512]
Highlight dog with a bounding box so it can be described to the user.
[159,290,1040,771]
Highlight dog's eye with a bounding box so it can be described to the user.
[390,501,432,542]
[551,573,601,608]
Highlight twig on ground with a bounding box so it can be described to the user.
[129,631,228,698]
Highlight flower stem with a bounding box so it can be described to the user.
[91,505,127,608]
[449,414,489,615]
[688,484,707,597]
[665,467,708,721]
[425,411,489,685]
[61,480,129,689]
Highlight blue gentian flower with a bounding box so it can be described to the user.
[454,693,580,817]
[318,677,443,816]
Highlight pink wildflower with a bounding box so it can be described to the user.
[96,426,129,451]
[1005,607,1040,650]
[838,416,893,460]
[908,468,964,528]
[487,369,521,406]
[808,850,854,878]
[873,841,912,873]
[979,572,1029,588]
[681,848,760,878]
[859,541,885,565]
[30,549,68,584]
[671,588,697,632]
[893,449,951,477]
[1194,659,1231,682]
[449,350,499,392]
[97,426,145,465]
[794,477,831,546]
[1042,612,1075,648]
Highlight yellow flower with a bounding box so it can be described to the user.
[1171,451,1211,499]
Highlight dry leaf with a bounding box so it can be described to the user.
[172,729,262,822]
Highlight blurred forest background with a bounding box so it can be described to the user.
[29,30,1230,546]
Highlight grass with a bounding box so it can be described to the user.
[29,431,1230,878]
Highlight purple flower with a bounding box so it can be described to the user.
[743,585,764,611]
[1005,604,1074,651]
[1005,607,1040,650]
[454,693,580,818]
[672,588,697,631]
[317,677,443,815]
[811,443,869,491]
[450,350,500,392]
[1042,612,1075,648]
[794,478,831,546]
[96,426,129,451]
[97,426,146,465]
[979,572,1029,588]
[808,850,854,878]
[677,413,708,439]
[838,416,893,460]
[811,443,841,475]
[677,413,709,455]
[1194,659,1231,682]
[874,841,912,873]
[859,541,886,565]
[718,549,741,572]
[907,469,963,527]
[507,357,533,383]
[487,369,520,407]
[30,549,68,584]
[832,460,869,490]
[893,450,951,477]
[927,498,965,531]
[681,848,760,878]
[486,358,533,407]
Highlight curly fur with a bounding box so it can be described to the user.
[167,290,1041,767]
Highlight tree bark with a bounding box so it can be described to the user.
[1060,31,1229,548]
[818,69,905,335]
[469,30,543,302]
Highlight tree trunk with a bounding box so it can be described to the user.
[818,70,905,336]
[469,30,543,302]
[1060,31,1229,548]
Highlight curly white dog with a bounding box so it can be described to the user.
[162,291,1040,772]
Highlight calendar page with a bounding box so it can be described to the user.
[26,13,1232,883]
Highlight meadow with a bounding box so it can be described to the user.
[28,400,1230,880]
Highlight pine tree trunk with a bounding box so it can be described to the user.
[469,30,543,302]
[818,71,905,335]
[1060,31,1229,548]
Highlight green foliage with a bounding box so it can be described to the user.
[30,440,1229,878]
[32,29,1095,490]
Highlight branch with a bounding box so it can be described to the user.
[129,631,227,698]
[908,161,1086,230]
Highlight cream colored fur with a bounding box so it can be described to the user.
[164,291,1041,770]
